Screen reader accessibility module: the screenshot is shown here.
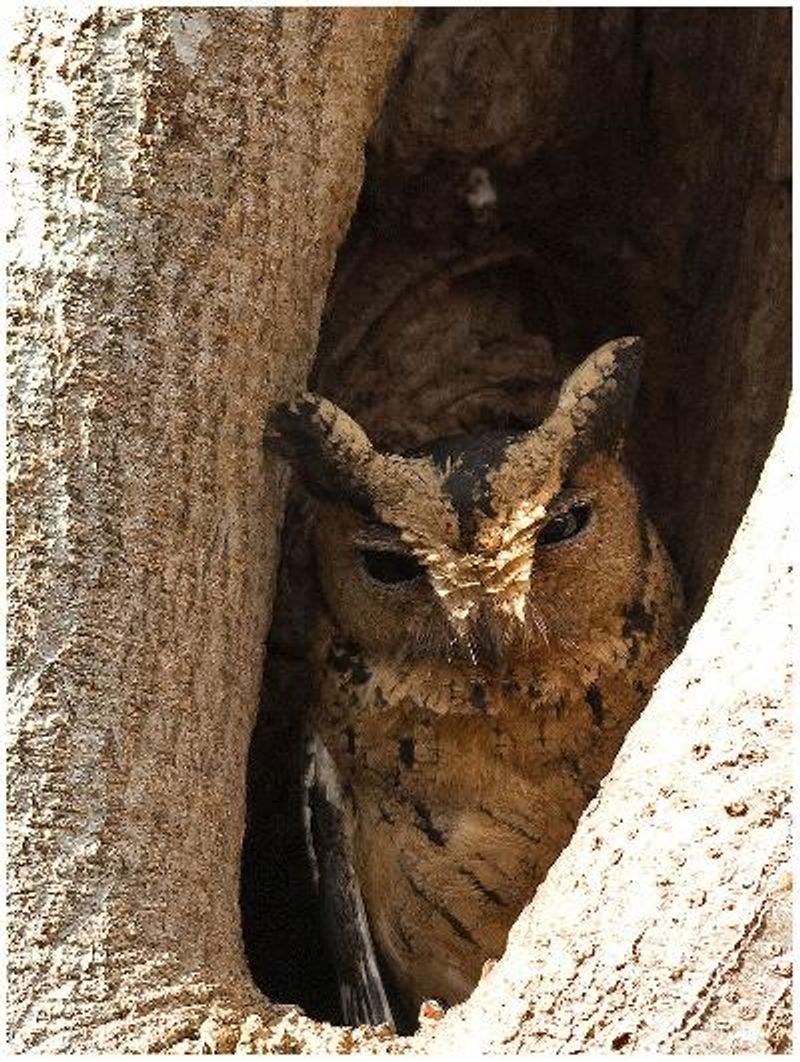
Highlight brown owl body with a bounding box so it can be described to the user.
[266,338,683,1028]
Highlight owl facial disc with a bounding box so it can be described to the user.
[265,336,644,660]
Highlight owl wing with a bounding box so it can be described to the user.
[303,734,395,1029]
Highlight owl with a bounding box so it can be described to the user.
[264,336,683,1031]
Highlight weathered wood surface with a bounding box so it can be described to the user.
[6,7,410,1052]
[7,6,790,1055]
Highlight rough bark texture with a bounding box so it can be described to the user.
[6,7,410,1052]
[622,10,791,613]
[8,5,791,1057]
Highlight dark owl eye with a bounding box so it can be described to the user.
[538,502,592,547]
[360,548,424,585]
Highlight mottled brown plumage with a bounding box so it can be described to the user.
[265,337,683,1029]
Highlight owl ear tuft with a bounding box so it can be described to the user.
[264,393,379,515]
[554,336,644,458]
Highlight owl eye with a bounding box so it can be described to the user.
[360,548,424,585]
[538,501,592,547]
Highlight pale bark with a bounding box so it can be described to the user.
[6,7,410,1052]
[7,6,792,1057]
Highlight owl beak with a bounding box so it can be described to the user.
[473,612,505,672]
[443,575,531,671]
[456,602,518,673]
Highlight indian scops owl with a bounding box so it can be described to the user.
[265,336,683,1030]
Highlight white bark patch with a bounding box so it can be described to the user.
[168,12,212,69]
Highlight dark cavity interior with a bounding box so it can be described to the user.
[241,8,789,1029]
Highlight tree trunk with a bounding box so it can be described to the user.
[8,7,791,1056]
[7,7,410,1052]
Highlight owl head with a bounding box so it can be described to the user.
[266,337,651,671]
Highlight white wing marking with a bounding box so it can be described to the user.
[303,733,395,1028]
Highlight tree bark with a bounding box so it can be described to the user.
[6,7,410,1052]
[8,7,791,1056]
